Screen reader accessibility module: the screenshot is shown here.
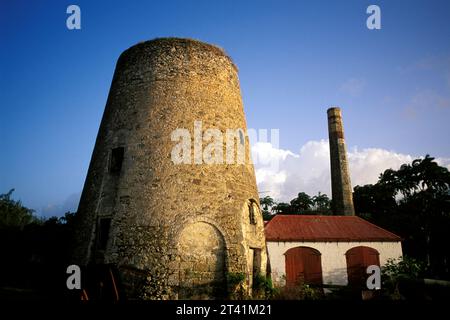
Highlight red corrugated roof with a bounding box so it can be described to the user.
[264,215,401,242]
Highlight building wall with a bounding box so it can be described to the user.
[73,38,267,299]
[267,241,402,286]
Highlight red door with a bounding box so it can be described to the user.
[285,247,323,287]
[345,246,380,287]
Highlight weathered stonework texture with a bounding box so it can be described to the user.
[327,107,355,216]
[73,38,267,299]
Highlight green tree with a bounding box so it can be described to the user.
[260,196,275,220]
[290,192,313,213]
[311,192,331,214]
[0,189,36,229]
[260,196,275,212]
[269,192,332,216]
[272,202,292,214]
[353,183,397,221]
[0,190,77,297]
[353,155,450,279]
[381,256,425,299]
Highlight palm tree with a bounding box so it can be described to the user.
[260,196,276,220]
[290,192,313,213]
[312,192,331,214]
[260,196,275,212]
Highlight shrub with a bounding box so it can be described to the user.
[252,273,277,299]
[381,256,425,299]
[226,272,247,299]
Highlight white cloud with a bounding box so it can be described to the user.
[347,147,413,187]
[253,140,450,202]
[436,157,450,171]
[254,140,331,202]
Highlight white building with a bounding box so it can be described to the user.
[265,215,402,287]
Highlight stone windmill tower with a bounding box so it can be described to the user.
[73,38,267,299]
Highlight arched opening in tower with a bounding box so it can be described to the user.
[176,221,226,299]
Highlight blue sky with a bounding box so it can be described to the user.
[1,0,449,216]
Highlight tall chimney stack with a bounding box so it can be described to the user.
[327,107,355,216]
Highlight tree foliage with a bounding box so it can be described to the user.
[262,192,331,217]
[0,189,37,229]
[353,155,450,279]
[0,189,76,298]
[290,192,313,212]
[260,196,275,220]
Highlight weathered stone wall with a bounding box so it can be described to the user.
[177,222,226,299]
[327,107,355,216]
[73,38,267,299]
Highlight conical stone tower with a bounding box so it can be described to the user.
[73,38,267,299]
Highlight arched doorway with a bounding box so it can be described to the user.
[284,247,323,287]
[345,246,380,287]
[177,222,226,299]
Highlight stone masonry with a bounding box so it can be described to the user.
[72,38,267,299]
[327,107,355,216]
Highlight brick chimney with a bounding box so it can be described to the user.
[327,107,355,216]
